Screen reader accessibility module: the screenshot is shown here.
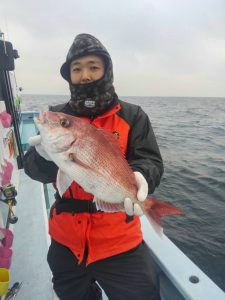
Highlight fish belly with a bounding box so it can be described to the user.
[65,162,128,203]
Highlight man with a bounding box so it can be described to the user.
[24,33,163,300]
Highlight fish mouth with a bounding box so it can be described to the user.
[34,112,47,127]
[36,112,47,124]
[35,112,59,129]
[33,117,40,127]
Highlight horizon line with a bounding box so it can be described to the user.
[20,93,225,99]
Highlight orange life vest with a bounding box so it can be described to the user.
[48,103,143,265]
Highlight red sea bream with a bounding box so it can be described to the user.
[31,111,183,232]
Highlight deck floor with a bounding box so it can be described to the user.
[10,170,53,300]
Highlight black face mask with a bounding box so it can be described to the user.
[60,34,117,117]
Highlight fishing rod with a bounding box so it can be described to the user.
[0,30,24,169]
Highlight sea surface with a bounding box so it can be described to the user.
[21,94,225,292]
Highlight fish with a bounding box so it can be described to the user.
[31,111,183,233]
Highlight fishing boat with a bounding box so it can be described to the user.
[0,34,225,300]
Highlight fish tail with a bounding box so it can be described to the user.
[143,196,184,226]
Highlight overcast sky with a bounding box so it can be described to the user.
[0,0,225,97]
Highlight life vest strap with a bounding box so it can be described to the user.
[51,192,99,217]
[51,193,134,223]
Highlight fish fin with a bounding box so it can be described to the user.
[143,196,184,232]
[56,169,73,197]
[94,197,124,212]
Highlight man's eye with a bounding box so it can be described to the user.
[91,66,99,71]
[72,68,80,72]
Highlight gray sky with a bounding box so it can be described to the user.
[1,0,225,97]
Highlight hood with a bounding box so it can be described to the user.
[60,33,116,117]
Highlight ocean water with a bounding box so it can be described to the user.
[21,94,225,291]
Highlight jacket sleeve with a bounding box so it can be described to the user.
[23,146,58,184]
[126,107,164,194]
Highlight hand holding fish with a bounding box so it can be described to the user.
[124,171,148,216]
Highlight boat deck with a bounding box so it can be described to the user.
[10,170,53,300]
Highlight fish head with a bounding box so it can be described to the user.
[34,111,78,153]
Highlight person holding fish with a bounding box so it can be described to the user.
[23,34,181,300]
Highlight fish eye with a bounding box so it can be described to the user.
[60,118,70,128]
